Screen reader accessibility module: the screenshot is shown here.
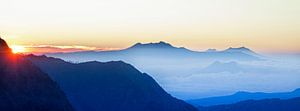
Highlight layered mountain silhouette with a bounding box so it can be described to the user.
[46,41,261,63]
[188,88,300,107]
[43,41,267,99]
[198,97,300,111]
[128,41,185,50]
[26,55,198,111]
[222,47,261,57]
[0,38,73,111]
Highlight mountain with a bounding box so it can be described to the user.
[0,38,73,111]
[26,55,198,111]
[198,97,300,111]
[0,38,11,53]
[42,41,264,99]
[46,41,261,63]
[222,47,261,57]
[188,88,300,107]
[128,41,182,49]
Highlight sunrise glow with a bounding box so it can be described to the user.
[1,0,300,54]
[11,45,26,54]
[0,0,299,110]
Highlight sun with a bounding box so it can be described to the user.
[11,45,26,54]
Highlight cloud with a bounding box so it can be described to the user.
[23,45,120,55]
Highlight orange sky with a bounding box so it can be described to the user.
[3,35,300,54]
[1,0,300,54]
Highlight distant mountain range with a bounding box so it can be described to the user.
[188,88,300,107]
[0,38,74,111]
[198,97,300,111]
[222,47,261,57]
[26,54,197,111]
[2,37,298,111]
[128,41,189,50]
[43,41,279,99]
[46,41,262,63]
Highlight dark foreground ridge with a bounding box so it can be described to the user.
[26,55,198,111]
[0,38,74,111]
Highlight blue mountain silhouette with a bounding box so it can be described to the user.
[198,97,300,111]
[46,41,261,63]
[188,88,300,107]
[26,55,197,111]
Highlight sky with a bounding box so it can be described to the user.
[1,0,300,54]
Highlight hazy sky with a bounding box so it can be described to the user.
[1,0,300,53]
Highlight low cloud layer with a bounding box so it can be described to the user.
[23,45,119,55]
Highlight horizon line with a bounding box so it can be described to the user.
[7,41,300,55]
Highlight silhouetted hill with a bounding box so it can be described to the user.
[223,47,257,55]
[0,38,73,111]
[26,55,198,111]
[188,88,300,107]
[0,38,11,53]
[129,41,177,49]
[198,97,300,111]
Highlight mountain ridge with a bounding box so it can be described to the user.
[222,46,261,57]
[45,41,258,55]
[46,41,262,62]
[129,41,174,49]
[198,97,300,111]
[0,37,11,53]
[26,54,198,111]
[188,88,300,107]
